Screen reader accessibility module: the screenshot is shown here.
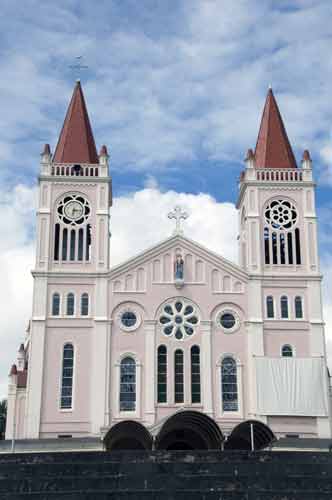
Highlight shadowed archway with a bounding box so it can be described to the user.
[155,411,223,450]
[104,421,153,451]
[225,420,275,450]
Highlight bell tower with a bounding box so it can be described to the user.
[36,80,112,274]
[25,81,112,438]
[237,88,317,277]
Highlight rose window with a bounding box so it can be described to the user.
[57,194,90,226]
[264,199,298,230]
[159,300,199,340]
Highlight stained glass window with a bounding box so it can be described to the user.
[221,357,238,412]
[120,357,136,411]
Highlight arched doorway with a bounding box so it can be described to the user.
[155,411,223,450]
[225,420,275,450]
[104,421,153,451]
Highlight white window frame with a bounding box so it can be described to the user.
[216,354,243,419]
[65,292,76,317]
[51,292,62,317]
[115,352,141,420]
[58,341,76,412]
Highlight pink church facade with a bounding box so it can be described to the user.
[5,82,332,449]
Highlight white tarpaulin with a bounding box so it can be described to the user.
[255,357,328,416]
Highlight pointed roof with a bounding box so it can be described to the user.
[53,81,99,164]
[254,88,297,169]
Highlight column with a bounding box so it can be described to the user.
[201,320,213,416]
[144,320,156,425]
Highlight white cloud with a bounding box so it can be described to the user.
[1,1,332,180]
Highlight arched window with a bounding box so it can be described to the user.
[81,293,89,316]
[66,293,75,316]
[191,346,201,404]
[157,346,167,403]
[282,344,293,357]
[280,296,288,319]
[295,296,303,319]
[120,357,136,411]
[60,343,74,409]
[266,296,274,318]
[174,349,184,403]
[221,357,238,412]
[52,293,60,316]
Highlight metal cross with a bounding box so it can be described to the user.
[168,206,189,235]
[69,56,88,76]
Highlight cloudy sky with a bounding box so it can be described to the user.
[1,0,332,398]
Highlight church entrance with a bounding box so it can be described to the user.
[104,421,153,451]
[155,411,223,450]
[224,420,275,450]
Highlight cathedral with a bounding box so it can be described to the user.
[5,81,332,451]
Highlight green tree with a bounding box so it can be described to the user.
[0,399,7,440]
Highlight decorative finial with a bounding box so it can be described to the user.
[69,56,88,80]
[168,206,189,235]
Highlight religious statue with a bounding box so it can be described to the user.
[174,253,184,281]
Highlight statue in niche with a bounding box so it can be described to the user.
[174,253,184,281]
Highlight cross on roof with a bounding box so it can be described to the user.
[168,206,189,235]
[69,56,88,77]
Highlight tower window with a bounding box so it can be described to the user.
[266,296,274,318]
[280,296,289,319]
[60,343,74,409]
[70,229,76,261]
[66,293,75,316]
[174,349,184,403]
[295,296,303,319]
[52,293,60,316]
[282,344,293,357]
[287,233,293,264]
[221,357,238,412]
[120,357,136,411]
[191,345,201,404]
[157,345,167,403]
[264,228,270,264]
[295,228,301,265]
[62,228,68,261]
[54,223,60,261]
[81,293,89,316]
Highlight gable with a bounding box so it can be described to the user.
[109,235,247,295]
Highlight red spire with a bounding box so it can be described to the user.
[254,88,297,169]
[9,364,17,376]
[53,81,98,164]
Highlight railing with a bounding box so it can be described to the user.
[51,164,99,177]
[256,169,303,182]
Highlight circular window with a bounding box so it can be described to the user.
[57,194,90,226]
[159,299,199,340]
[118,307,141,332]
[264,199,298,230]
[121,311,137,328]
[217,309,240,333]
[220,313,236,329]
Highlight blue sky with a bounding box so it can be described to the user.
[1,0,332,395]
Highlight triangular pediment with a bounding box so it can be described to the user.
[109,234,247,295]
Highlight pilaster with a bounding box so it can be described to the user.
[144,320,156,425]
[201,320,213,416]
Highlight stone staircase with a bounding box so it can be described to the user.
[0,450,331,499]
